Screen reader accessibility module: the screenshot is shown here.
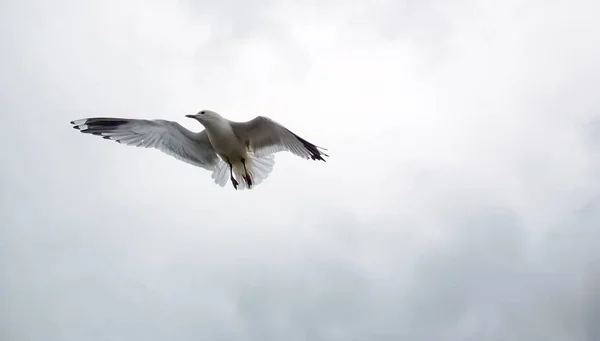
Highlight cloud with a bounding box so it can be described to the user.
[1,0,599,340]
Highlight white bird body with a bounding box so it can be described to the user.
[70,109,328,190]
[203,114,246,158]
[200,112,255,187]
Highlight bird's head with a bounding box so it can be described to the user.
[185,110,222,125]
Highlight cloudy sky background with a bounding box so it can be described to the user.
[1,0,599,339]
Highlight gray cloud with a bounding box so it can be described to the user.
[1,0,599,340]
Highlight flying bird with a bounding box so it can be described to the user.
[70,110,328,190]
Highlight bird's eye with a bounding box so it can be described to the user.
[200,111,205,115]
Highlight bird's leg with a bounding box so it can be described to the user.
[227,159,238,190]
[240,157,252,187]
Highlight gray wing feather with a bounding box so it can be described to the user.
[70,117,220,170]
[229,116,328,161]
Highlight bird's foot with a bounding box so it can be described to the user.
[231,177,239,190]
[240,158,253,188]
[243,173,252,187]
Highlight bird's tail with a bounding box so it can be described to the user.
[232,150,275,190]
[210,160,230,188]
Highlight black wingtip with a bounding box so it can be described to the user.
[290,132,328,162]
[70,118,132,145]
[71,118,131,132]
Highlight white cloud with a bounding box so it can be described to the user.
[1,0,599,339]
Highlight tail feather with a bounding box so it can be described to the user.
[231,151,275,190]
[211,160,229,187]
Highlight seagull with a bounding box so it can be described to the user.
[70,110,328,190]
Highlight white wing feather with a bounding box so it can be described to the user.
[70,117,223,172]
[228,116,328,161]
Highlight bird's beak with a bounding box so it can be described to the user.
[185,114,196,119]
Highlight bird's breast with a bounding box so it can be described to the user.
[206,125,245,157]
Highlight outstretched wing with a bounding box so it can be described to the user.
[70,117,221,171]
[228,116,328,161]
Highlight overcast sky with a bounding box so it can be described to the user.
[1,0,599,340]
